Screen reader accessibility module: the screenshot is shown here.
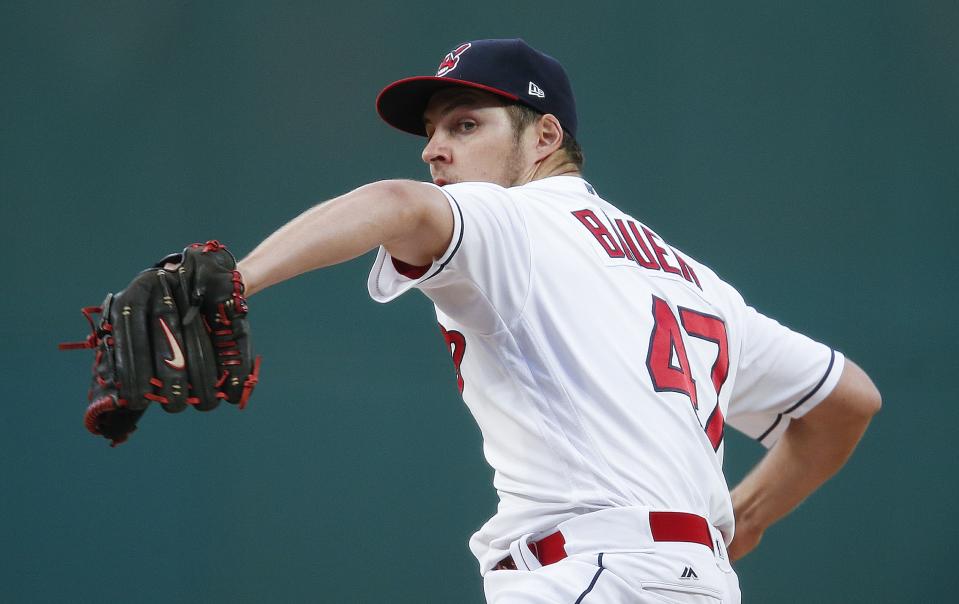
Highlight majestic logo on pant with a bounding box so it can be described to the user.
[680,566,699,580]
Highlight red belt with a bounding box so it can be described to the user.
[494,511,715,571]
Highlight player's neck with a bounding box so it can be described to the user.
[518,153,581,186]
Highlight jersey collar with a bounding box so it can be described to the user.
[520,175,597,196]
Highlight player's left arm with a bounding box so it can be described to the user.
[727,359,881,561]
[237,180,452,296]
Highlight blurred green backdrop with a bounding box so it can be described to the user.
[2,1,956,602]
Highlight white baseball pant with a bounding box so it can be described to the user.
[483,507,741,603]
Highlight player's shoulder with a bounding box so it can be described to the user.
[442,177,590,218]
[510,176,604,218]
[442,180,511,199]
[519,175,596,198]
[442,175,592,204]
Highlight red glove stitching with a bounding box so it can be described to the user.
[238,356,261,410]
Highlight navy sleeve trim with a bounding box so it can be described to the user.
[756,414,783,443]
[422,191,465,284]
[783,349,836,414]
[755,349,838,444]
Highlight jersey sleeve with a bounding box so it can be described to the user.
[726,304,845,448]
[367,182,531,332]
[367,182,465,303]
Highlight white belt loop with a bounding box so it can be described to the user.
[709,524,733,573]
[507,533,543,571]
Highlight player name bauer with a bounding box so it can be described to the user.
[572,208,703,288]
[233,39,880,603]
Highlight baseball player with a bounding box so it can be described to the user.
[234,39,880,602]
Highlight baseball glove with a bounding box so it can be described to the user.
[60,241,261,446]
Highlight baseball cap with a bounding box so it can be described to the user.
[376,38,578,138]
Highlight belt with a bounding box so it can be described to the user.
[494,511,715,571]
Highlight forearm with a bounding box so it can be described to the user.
[729,360,880,559]
[237,180,438,296]
[731,411,867,539]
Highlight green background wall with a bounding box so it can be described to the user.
[2,1,956,602]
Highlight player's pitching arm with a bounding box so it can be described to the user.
[727,360,881,560]
[237,180,452,297]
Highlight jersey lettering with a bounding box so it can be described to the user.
[646,296,729,450]
[440,325,467,393]
[571,209,625,258]
[647,297,698,408]
[615,218,660,269]
[676,254,702,289]
[642,225,682,276]
[572,209,701,290]
[679,307,728,449]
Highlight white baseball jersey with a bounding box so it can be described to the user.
[368,175,844,574]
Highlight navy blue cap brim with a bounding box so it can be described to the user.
[376,76,520,137]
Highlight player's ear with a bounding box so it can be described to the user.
[533,114,564,160]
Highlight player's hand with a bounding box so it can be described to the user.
[727,523,764,561]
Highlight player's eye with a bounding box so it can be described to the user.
[455,120,477,134]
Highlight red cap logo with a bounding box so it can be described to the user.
[436,43,472,77]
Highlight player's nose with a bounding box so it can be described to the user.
[421,135,450,165]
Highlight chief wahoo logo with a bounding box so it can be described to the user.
[436,43,471,76]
